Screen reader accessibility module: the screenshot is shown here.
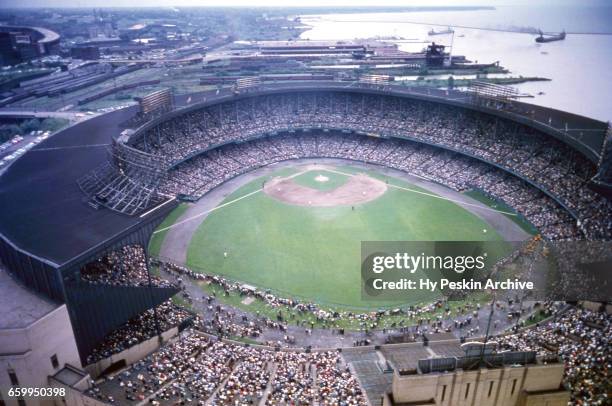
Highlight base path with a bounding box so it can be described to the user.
[264,171,387,207]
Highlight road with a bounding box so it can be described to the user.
[0,110,95,120]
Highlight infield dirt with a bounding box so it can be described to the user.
[263,166,387,207]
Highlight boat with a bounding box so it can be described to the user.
[428,27,454,36]
[535,30,566,43]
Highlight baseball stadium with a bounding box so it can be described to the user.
[1,81,611,406]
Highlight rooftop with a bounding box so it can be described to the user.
[52,365,88,387]
[0,107,143,266]
[381,339,471,373]
[0,265,58,329]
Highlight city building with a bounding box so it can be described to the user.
[70,46,100,61]
[0,26,60,66]
[382,340,569,406]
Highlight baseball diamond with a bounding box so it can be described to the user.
[155,162,518,309]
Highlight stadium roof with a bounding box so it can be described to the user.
[0,107,144,266]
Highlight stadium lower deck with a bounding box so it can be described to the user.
[161,131,582,240]
[85,306,610,406]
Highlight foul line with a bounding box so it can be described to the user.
[153,188,262,234]
[139,196,177,218]
[388,182,517,216]
[152,167,316,234]
[323,167,517,216]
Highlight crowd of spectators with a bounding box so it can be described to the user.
[547,241,612,302]
[127,91,611,240]
[84,303,610,405]
[157,131,587,240]
[158,259,538,344]
[80,245,175,288]
[87,331,367,405]
[213,346,271,405]
[80,251,609,404]
[151,339,236,404]
[312,351,368,405]
[87,333,211,403]
[265,351,315,405]
[84,298,609,405]
[160,260,455,329]
[86,300,194,365]
[497,306,611,405]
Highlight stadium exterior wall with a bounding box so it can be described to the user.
[0,235,64,302]
[0,305,82,406]
[386,361,568,406]
[84,326,179,379]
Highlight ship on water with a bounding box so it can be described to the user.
[428,27,454,36]
[535,30,566,43]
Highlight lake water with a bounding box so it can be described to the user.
[299,5,612,122]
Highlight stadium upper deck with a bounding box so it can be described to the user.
[125,82,609,163]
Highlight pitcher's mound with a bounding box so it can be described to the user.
[264,170,387,207]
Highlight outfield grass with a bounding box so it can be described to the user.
[463,189,539,235]
[193,278,491,330]
[185,166,510,309]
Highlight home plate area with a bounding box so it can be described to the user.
[263,166,387,207]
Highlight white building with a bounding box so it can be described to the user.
[0,267,89,406]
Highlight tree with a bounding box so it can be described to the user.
[20,118,41,135]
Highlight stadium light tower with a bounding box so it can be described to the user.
[479,290,497,366]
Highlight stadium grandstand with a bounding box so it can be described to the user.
[99,82,612,240]
[0,25,60,66]
[0,81,610,406]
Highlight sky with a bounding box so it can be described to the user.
[0,0,603,10]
